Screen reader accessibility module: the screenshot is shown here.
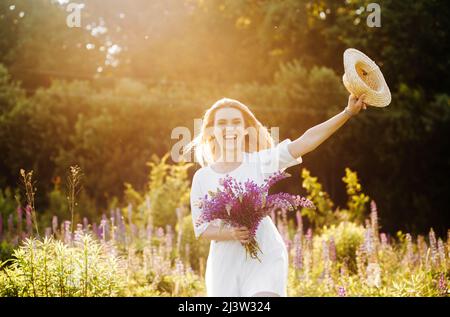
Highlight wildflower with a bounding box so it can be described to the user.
[196,171,315,261]
[63,220,72,244]
[296,210,303,235]
[146,224,153,241]
[417,235,427,264]
[405,233,414,265]
[380,232,388,248]
[370,200,379,247]
[99,219,107,241]
[44,227,52,237]
[329,237,337,262]
[429,228,438,267]
[337,286,346,297]
[437,238,446,266]
[52,215,58,236]
[83,217,89,231]
[322,240,333,289]
[438,272,447,296]
[356,245,366,280]
[293,233,303,270]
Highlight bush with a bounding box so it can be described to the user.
[316,221,365,274]
[0,233,125,297]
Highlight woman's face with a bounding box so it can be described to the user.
[213,107,247,161]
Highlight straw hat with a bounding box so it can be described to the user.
[342,48,391,107]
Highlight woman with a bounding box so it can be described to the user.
[186,94,366,297]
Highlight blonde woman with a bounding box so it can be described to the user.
[186,94,366,297]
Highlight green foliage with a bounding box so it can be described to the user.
[0,240,14,264]
[0,186,19,223]
[317,222,365,274]
[146,154,193,229]
[177,215,210,272]
[300,167,370,230]
[300,168,335,229]
[342,168,370,224]
[0,234,125,296]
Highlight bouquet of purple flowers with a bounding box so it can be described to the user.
[195,171,315,262]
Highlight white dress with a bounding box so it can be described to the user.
[190,139,303,297]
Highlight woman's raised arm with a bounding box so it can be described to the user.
[287,94,367,158]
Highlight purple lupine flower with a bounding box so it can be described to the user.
[83,217,89,231]
[115,208,122,225]
[156,227,164,239]
[329,236,337,262]
[322,239,330,263]
[306,228,313,244]
[296,210,303,235]
[131,223,138,240]
[175,258,185,276]
[44,227,52,238]
[380,233,388,248]
[166,224,173,252]
[63,220,72,244]
[429,228,438,267]
[146,224,153,241]
[370,200,379,247]
[417,235,427,265]
[92,222,98,238]
[127,203,133,226]
[99,219,107,241]
[196,171,315,261]
[322,240,333,288]
[438,272,447,296]
[447,230,450,258]
[119,216,127,244]
[405,233,414,265]
[337,286,346,297]
[74,223,84,243]
[364,227,374,259]
[52,216,58,236]
[437,238,446,266]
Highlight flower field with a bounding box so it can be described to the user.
[0,162,448,297]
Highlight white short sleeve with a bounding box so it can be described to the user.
[190,169,210,239]
[257,138,303,177]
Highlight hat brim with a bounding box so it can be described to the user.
[343,48,391,107]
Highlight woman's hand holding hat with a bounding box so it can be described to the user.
[345,93,367,117]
